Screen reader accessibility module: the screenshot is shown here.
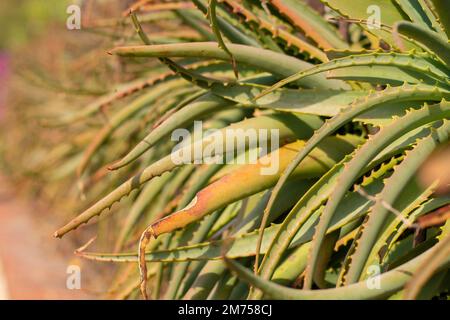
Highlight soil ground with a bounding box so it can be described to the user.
[0,176,94,299]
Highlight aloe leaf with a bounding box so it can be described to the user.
[258,53,449,97]
[183,260,227,299]
[395,0,434,31]
[164,203,238,299]
[344,120,450,284]
[54,113,322,238]
[218,0,328,62]
[114,172,173,251]
[429,0,450,38]
[211,83,367,114]
[253,116,445,298]
[191,0,261,47]
[208,273,238,299]
[256,85,449,288]
[110,42,347,89]
[212,83,439,125]
[233,178,316,237]
[164,210,221,299]
[387,197,450,252]
[250,150,403,299]
[228,280,249,299]
[179,178,316,299]
[225,242,450,299]
[207,0,238,78]
[395,21,450,66]
[404,223,450,299]
[321,0,415,49]
[131,11,230,89]
[271,0,347,50]
[76,78,188,177]
[148,136,361,239]
[325,49,377,60]
[78,152,398,270]
[109,93,235,170]
[270,242,310,286]
[303,103,450,289]
[338,182,444,286]
[78,174,385,263]
[173,8,215,41]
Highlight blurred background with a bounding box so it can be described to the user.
[0,0,66,119]
[0,0,128,300]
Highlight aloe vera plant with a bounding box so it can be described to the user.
[4,0,450,300]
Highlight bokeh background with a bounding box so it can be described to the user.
[0,0,128,299]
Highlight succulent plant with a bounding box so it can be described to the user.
[4,0,449,300]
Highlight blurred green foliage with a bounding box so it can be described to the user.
[0,0,69,49]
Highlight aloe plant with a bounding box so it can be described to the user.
[3,0,449,300]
